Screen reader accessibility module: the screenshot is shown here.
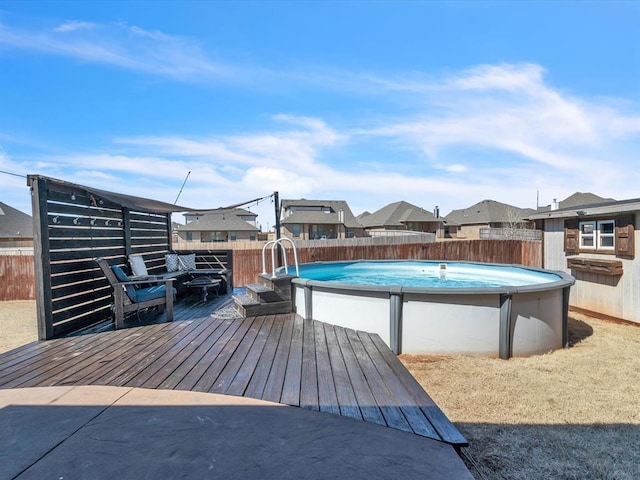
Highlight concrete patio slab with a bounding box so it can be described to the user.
[0,386,473,480]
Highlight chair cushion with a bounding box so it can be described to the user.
[129,255,149,277]
[135,285,176,303]
[178,253,196,271]
[111,266,137,302]
[165,254,179,272]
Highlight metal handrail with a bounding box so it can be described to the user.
[261,237,299,278]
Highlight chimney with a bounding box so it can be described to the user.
[434,206,440,218]
[551,199,559,211]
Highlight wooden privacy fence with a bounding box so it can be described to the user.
[0,255,35,301]
[232,239,542,287]
[1,239,541,303]
[173,233,435,252]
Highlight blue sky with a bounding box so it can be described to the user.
[1,1,639,229]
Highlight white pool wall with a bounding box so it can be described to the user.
[291,261,574,358]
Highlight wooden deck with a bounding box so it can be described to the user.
[0,297,467,448]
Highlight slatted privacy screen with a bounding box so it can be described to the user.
[128,211,172,273]
[171,249,233,274]
[29,176,173,340]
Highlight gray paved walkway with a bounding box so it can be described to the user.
[1,386,473,479]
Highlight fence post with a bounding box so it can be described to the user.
[29,176,54,340]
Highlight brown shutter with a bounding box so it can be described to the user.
[564,219,579,254]
[615,214,635,258]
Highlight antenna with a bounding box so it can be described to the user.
[174,171,191,205]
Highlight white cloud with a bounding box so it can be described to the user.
[53,21,96,33]
[117,115,343,176]
[2,57,639,219]
[442,164,467,173]
[0,21,230,80]
[450,63,547,93]
[358,63,640,179]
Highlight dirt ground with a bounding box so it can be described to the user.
[1,302,638,479]
[0,300,37,353]
[401,312,640,480]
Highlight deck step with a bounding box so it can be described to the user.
[245,283,287,303]
[258,273,296,301]
[233,294,291,316]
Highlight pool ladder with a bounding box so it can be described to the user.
[262,237,299,279]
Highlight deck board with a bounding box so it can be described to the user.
[280,315,303,406]
[323,323,362,421]
[244,315,284,399]
[333,324,387,426]
[211,316,266,394]
[226,315,275,396]
[345,328,413,433]
[300,318,319,411]
[314,320,340,415]
[0,297,467,448]
[261,314,294,403]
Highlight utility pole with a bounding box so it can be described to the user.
[273,191,282,266]
[274,191,281,240]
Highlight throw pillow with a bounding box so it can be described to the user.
[178,253,196,271]
[165,254,179,272]
[129,255,148,277]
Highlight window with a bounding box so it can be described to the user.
[249,232,256,241]
[579,221,595,248]
[598,220,615,249]
[579,220,615,251]
[292,224,301,238]
[186,232,193,241]
[208,231,226,242]
[229,231,237,241]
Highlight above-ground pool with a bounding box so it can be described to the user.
[289,261,575,358]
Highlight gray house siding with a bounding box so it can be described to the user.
[539,211,640,324]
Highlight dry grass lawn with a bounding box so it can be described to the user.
[402,312,640,480]
[1,302,638,478]
[0,300,37,353]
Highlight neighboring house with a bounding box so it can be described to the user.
[280,199,365,239]
[529,196,639,325]
[175,208,260,242]
[444,200,537,240]
[357,201,444,236]
[536,192,614,212]
[0,201,33,247]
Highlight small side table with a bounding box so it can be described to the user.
[183,277,221,302]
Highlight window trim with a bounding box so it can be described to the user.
[597,220,615,251]
[579,221,596,249]
[578,219,615,251]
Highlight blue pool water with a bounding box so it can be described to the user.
[295,261,561,289]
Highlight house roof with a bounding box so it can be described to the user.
[536,192,614,212]
[280,199,362,228]
[445,200,536,225]
[358,201,439,228]
[0,202,33,239]
[528,197,640,220]
[177,209,259,232]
